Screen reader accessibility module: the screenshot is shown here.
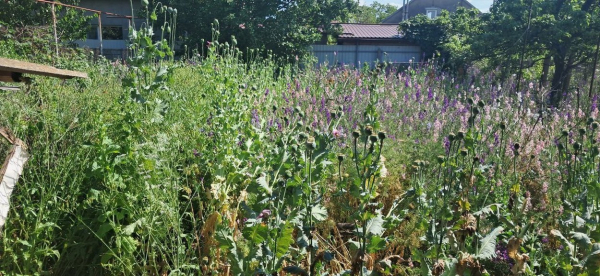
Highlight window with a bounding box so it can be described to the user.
[426,8,438,19]
[102,26,124,40]
[87,25,98,40]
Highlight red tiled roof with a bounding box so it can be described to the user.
[337,23,402,39]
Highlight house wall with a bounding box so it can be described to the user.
[382,0,477,23]
[75,0,144,58]
[311,45,421,67]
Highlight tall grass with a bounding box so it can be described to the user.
[1,16,600,275]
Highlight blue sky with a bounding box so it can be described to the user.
[359,0,494,12]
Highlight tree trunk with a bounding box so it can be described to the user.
[539,54,551,89]
[550,56,566,106]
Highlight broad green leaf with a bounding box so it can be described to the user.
[122,220,140,236]
[367,235,386,253]
[473,204,502,216]
[243,224,269,244]
[257,174,272,195]
[366,215,385,235]
[276,223,294,258]
[551,229,575,256]
[571,232,592,249]
[311,204,328,222]
[476,226,503,260]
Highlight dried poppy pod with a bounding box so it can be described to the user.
[365,125,373,136]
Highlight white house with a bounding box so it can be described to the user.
[76,0,144,59]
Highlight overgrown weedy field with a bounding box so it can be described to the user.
[2,17,600,276]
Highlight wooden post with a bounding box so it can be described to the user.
[0,128,29,232]
[98,12,103,56]
[51,2,59,58]
[589,35,600,99]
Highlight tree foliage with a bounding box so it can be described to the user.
[399,0,600,105]
[164,0,357,61]
[348,1,398,24]
[474,0,600,104]
[0,0,92,42]
[399,8,483,71]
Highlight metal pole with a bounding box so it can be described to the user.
[98,12,103,56]
[51,2,59,58]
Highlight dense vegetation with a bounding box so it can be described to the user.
[1,1,600,276]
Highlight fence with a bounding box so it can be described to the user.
[310,45,422,67]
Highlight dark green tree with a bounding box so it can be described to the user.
[472,0,600,105]
[398,8,483,71]
[0,0,92,42]
[348,1,398,24]
[164,0,357,61]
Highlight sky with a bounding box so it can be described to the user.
[359,0,494,13]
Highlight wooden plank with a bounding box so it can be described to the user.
[0,58,88,82]
[0,86,20,91]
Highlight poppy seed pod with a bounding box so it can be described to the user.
[337,154,345,162]
[295,106,302,113]
[579,128,586,136]
[449,133,456,141]
[460,148,468,157]
[352,130,360,138]
[561,129,569,136]
[500,122,506,130]
[369,135,378,143]
[473,107,480,115]
[588,117,595,125]
[513,143,520,150]
[306,137,316,150]
[557,143,564,151]
[378,131,386,140]
[331,111,338,119]
[478,100,485,108]
[593,122,599,130]
[467,97,474,105]
[592,147,600,156]
[573,142,582,151]
[457,131,465,140]
[365,125,373,136]
[296,121,304,128]
[437,155,445,164]
[473,156,480,163]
